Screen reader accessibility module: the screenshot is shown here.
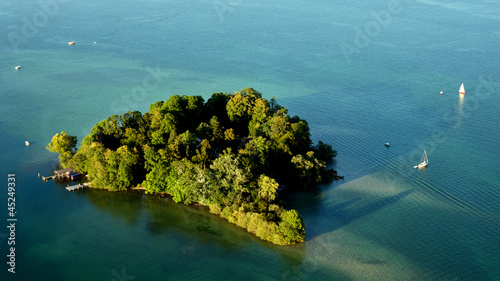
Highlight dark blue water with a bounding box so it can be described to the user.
[1,0,499,280]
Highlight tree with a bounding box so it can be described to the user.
[70,142,92,173]
[119,111,144,132]
[85,143,110,189]
[162,95,183,112]
[195,122,211,140]
[262,109,294,154]
[149,100,164,112]
[269,96,284,114]
[142,161,169,193]
[185,95,204,122]
[209,115,224,142]
[87,115,122,149]
[192,139,211,169]
[151,113,177,146]
[226,89,262,135]
[167,159,205,204]
[114,146,141,191]
[290,118,311,154]
[179,130,198,159]
[239,136,271,173]
[143,145,159,171]
[258,174,279,205]
[46,131,78,167]
[291,151,336,188]
[210,149,250,205]
[205,92,231,127]
[313,140,337,162]
[279,209,305,244]
[166,130,182,162]
[248,98,270,136]
[224,128,237,142]
[121,127,147,149]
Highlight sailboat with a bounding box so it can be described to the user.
[414,150,428,169]
[459,83,465,95]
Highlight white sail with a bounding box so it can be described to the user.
[459,83,465,94]
[414,150,428,168]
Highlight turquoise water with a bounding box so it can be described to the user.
[1,0,500,280]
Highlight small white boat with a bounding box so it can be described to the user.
[25,141,30,146]
[459,83,465,95]
[68,41,75,45]
[414,150,428,168]
[384,143,390,147]
[15,65,21,70]
[440,91,443,95]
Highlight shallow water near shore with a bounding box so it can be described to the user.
[1,0,500,280]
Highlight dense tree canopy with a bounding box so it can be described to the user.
[47,89,340,245]
[46,131,78,168]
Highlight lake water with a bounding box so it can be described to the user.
[1,0,499,280]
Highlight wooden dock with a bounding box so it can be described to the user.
[42,174,67,181]
[66,182,91,191]
[42,168,75,182]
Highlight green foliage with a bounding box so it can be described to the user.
[46,131,77,167]
[149,100,164,112]
[84,143,110,188]
[279,209,306,244]
[142,161,169,193]
[191,139,211,169]
[205,92,231,127]
[290,118,311,154]
[89,115,122,149]
[196,122,212,141]
[162,95,184,112]
[210,150,250,205]
[258,174,278,204]
[208,204,222,215]
[226,88,263,135]
[262,109,295,154]
[47,88,340,245]
[238,136,271,173]
[209,116,224,142]
[291,151,332,188]
[313,140,338,162]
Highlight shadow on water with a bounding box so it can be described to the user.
[306,189,414,241]
[82,188,301,249]
[79,188,359,279]
[84,188,144,226]
[140,195,233,243]
[79,188,362,280]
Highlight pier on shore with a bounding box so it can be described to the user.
[66,182,91,191]
[42,168,74,181]
[42,168,84,182]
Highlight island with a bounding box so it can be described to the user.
[46,88,341,245]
